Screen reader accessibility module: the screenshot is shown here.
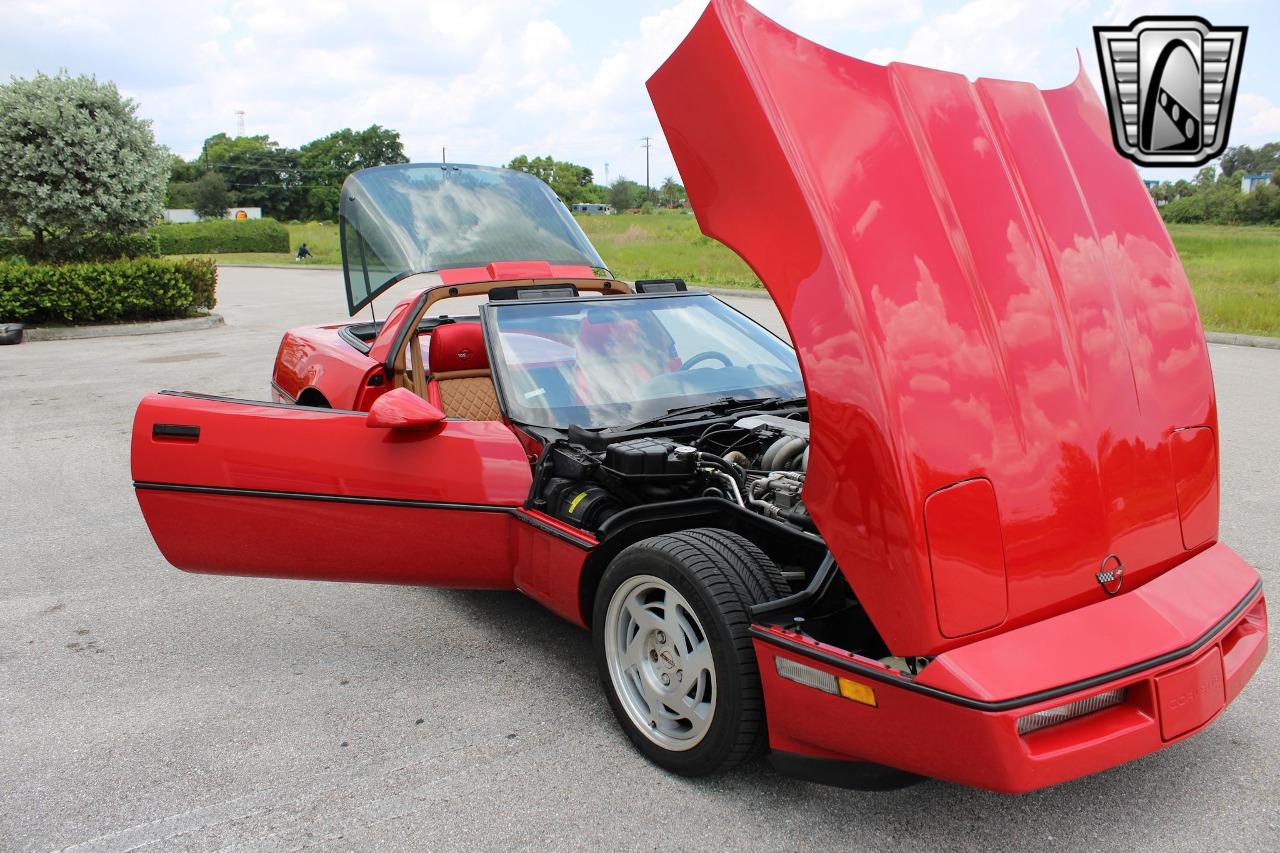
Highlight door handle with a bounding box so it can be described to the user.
[153,423,200,441]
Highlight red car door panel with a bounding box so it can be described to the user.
[132,392,533,587]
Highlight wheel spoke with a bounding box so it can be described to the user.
[603,574,719,751]
[683,639,713,678]
[622,635,646,670]
[672,606,701,655]
[624,597,663,635]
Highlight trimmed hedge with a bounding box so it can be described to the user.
[152,218,290,254]
[0,257,216,324]
[0,231,160,262]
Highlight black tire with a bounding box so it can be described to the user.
[593,527,788,776]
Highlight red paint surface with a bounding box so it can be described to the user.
[437,263,597,285]
[912,541,1259,701]
[273,323,375,409]
[366,388,446,431]
[649,0,1219,656]
[366,294,420,371]
[511,509,597,627]
[1155,646,1225,741]
[136,489,517,587]
[1170,426,1219,549]
[754,542,1265,791]
[925,479,1008,638]
[132,392,533,586]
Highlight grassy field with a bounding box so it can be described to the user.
[1165,224,1280,337]
[578,212,760,287]
[183,216,1279,337]
[178,215,763,286]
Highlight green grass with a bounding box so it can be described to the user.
[577,212,761,288]
[1166,223,1280,337]
[173,216,1279,337]
[173,221,343,267]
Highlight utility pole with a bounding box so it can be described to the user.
[641,137,652,201]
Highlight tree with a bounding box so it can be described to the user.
[299,125,408,220]
[507,155,596,205]
[658,177,687,208]
[609,178,647,211]
[201,133,305,219]
[191,172,232,220]
[0,71,168,256]
[578,183,610,204]
[1220,143,1280,177]
[1237,182,1280,224]
[165,154,205,208]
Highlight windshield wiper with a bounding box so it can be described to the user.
[617,395,804,432]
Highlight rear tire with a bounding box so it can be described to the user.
[593,528,787,776]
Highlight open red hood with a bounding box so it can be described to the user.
[649,0,1218,656]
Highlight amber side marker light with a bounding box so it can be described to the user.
[775,658,877,707]
[1016,688,1127,735]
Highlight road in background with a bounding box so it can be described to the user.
[1,266,1276,850]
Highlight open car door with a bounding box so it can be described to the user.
[131,391,532,587]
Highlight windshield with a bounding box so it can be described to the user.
[485,294,804,429]
[340,163,606,314]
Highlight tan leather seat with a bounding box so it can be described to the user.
[426,322,502,420]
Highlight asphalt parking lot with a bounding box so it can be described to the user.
[1,266,1277,851]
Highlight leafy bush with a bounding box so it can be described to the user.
[0,257,216,324]
[0,72,168,247]
[1161,195,1211,224]
[0,231,159,263]
[152,218,290,254]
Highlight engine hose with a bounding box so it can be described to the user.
[696,452,747,488]
[782,507,817,532]
[748,497,781,518]
[751,476,769,499]
[761,435,789,470]
[771,436,808,471]
[709,471,746,507]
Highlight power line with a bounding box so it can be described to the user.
[641,137,652,200]
[224,181,343,189]
[206,162,356,174]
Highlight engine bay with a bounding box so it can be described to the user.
[531,410,815,535]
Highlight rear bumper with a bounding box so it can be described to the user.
[754,542,1267,793]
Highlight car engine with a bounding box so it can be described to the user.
[532,412,814,534]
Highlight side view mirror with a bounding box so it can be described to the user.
[366,388,447,431]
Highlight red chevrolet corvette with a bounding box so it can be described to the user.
[132,0,1266,792]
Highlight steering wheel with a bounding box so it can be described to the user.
[679,350,734,370]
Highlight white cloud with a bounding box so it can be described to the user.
[1237,94,1280,139]
[2,0,1273,189]
[864,0,1087,86]
[756,0,923,32]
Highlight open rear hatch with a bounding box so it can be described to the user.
[339,164,606,315]
[649,0,1222,656]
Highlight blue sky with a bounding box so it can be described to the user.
[2,0,1276,185]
